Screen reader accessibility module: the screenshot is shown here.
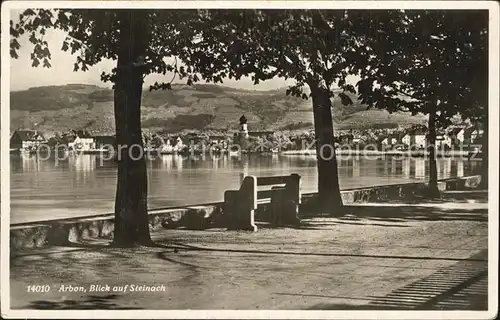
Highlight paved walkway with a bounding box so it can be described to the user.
[9,191,489,310]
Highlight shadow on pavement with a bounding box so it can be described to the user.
[307,249,488,310]
[441,190,489,203]
[301,190,488,223]
[336,205,488,223]
[158,242,487,263]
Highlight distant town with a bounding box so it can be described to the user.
[10,118,484,156]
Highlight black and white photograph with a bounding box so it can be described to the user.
[1,1,498,318]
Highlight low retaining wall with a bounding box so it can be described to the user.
[10,204,224,253]
[291,175,481,218]
[10,175,482,253]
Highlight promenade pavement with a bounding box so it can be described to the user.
[9,191,489,310]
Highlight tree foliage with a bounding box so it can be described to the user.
[350,10,488,127]
[175,9,360,99]
[9,8,489,133]
[10,9,202,89]
[349,9,488,193]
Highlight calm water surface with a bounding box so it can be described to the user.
[9,154,480,224]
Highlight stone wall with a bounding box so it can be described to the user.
[299,175,482,215]
[10,175,481,253]
[11,204,224,253]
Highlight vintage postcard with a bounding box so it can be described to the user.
[1,0,498,319]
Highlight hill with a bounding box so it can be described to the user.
[10,83,427,135]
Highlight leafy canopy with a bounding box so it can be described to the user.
[350,10,488,127]
[12,8,486,125]
[174,9,364,103]
[10,9,204,89]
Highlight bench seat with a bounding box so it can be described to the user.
[223,174,302,231]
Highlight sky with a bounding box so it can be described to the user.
[9,28,296,92]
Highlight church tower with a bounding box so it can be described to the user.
[239,115,249,139]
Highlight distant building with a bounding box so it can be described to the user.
[10,129,47,150]
[380,137,390,147]
[390,134,400,146]
[402,127,427,149]
[338,134,354,145]
[69,130,95,151]
[453,127,482,145]
[208,135,226,144]
[161,138,174,153]
[381,133,401,147]
[435,131,452,149]
[239,115,249,138]
[352,136,362,144]
[401,133,410,146]
[158,136,187,153]
[93,135,116,150]
[171,136,185,151]
[448,127,466,145]
[248,131,275,138]
[208,135,229,149]
[470,128,484,144]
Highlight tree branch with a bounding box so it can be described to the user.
[65,34,90,50]
[394,88,426,103]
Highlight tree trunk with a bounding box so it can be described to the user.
[427,106,440,198]
[112,10,152,246]
[479,117,488,189]
[310,82,343,214]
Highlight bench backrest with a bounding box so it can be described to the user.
[256,175,291,186]
[240,174,301,205]
[224,174,302,228]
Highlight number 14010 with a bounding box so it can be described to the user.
[26,285,51,293]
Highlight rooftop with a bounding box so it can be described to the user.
[12,129,46,141]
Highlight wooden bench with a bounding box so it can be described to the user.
[224,174,302,231]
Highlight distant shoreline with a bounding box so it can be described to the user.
[282,149,482,158]
[10,148,482,160]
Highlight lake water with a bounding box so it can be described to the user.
[9,154,480,224]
